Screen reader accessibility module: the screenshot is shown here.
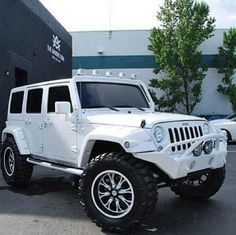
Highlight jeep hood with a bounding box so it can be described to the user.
[85,111,205,128]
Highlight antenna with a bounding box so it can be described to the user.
[108,0,112,39]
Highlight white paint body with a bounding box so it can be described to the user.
[2,75,227,179]
[210,117,236,141]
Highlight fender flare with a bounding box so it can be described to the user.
[1,127,30,155]
[78,126,156,167]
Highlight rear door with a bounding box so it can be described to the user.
[24,88,44,155]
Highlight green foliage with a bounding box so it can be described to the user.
[149,0,215,114]
[216,28,236,112]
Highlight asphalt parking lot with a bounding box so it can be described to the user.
[0,146,236,235]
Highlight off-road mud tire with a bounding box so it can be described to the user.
[79,152,158,233]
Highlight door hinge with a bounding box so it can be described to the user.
[39,123,44,130]
[71,146,78,153]
[40,142,43,148]
[70,123,77,131]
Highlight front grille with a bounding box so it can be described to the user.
[168,126,203,152]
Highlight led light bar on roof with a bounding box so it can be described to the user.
[77,69,85,75]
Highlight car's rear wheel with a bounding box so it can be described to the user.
[1,137,33,187]
[79,152,158,232]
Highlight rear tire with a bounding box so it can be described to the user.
[79,152,158,232]
[171,166,226,200]
[1,137,33,187]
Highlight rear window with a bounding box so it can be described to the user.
[27,89,43,113]
[48,86,72,113]
[10,91,24,114]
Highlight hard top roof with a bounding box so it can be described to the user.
[11,75,143,92]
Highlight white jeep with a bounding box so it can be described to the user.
[1,71,227,232]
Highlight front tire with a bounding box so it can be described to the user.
[171,166,226,200]
[1,137,33,187]
[79,152,158,232]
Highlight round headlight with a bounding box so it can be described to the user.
[193,144,202,157]
[203,141,213,154]
[154,126,164,143]
[203,123,210,135]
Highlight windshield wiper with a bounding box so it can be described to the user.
[115,105,146,111]
[87,105,119,111]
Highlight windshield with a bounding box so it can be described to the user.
[77,82,149,109]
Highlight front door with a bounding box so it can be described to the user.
[42,85,77,164]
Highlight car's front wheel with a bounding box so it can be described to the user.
[79,152,158,232]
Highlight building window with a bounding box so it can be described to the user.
[15,68,28,87]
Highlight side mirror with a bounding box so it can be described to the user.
[55,102,71,114]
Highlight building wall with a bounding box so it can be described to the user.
[0,0,72,135]
[71,29,231,115]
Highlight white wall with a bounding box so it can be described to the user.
[71,29,232,115]
[72,30,151,56]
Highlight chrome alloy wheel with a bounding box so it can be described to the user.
[91,170,134,219]
[3,147,15,176]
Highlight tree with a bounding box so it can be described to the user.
[149,0,215,114]
[216,28,236,113]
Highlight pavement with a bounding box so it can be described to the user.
[0,146,236,235]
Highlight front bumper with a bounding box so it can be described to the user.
[134,133,227,179]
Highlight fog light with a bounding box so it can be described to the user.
[190,160,196,169]
[193,145,202,157]
[203,141,213,154]
[157,146,163,152]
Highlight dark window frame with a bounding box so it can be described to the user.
[47,86,73,113]
[26,88,43,114]
[77,82,150,109]
[10,91,24,114]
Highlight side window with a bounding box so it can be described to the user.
[27,89,43,113]
[10,91,24,114]
[48,86,72,113]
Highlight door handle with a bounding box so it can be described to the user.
[43,121,48,128]
[43,120,52,128]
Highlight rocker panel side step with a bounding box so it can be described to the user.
[27,157,83,175]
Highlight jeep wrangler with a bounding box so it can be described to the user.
[0,71,227,232]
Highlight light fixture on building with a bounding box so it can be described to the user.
[97,46,104,55]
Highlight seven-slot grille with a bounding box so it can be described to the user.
[168,125,203,152]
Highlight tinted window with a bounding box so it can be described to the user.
[48,86,72,113]
[77,82,149,109]
[10,91,24,114]
[27,89,43,113]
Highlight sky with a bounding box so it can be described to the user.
[39,0,236,32]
